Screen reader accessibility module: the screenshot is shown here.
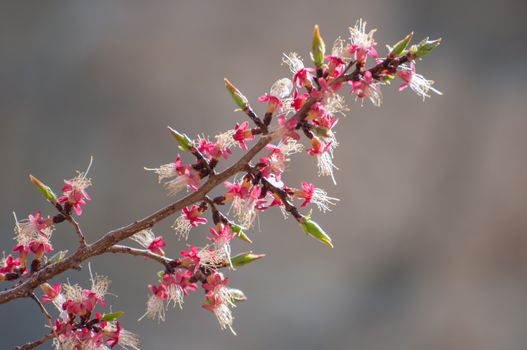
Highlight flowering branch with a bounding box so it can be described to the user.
[1,20,441,349]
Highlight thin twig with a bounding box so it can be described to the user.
[106,245,172,266]
[65,215,86,247]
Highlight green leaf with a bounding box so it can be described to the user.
[230,251,265,267]
[100,311,125,322]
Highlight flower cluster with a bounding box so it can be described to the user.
[40,275,139,350]
[2,21,441,348]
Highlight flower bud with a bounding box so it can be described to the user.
[230,251,265,267]
[224,78,248,110]
[389,32,414,57]
[299,217,334,248]
[167,126,194,151]
[412,37,441,59]
[229,223,252,243]
[311,25,326,67]
[29,175,57,204]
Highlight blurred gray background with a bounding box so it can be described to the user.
[1,0,526,349]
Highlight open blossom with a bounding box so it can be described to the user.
[397,62,442,100]
[130,229,166,256]
[145,155,200,196]
[140,283,168,322]
[206,224,236,267]
[308,137,338,184]
[282,52,315,89]
[58,172,92,216]
[162,269,198,308]
[172,205,208,240]
[348,18,378,63]
[350,71,383,106]
[202,272,238,334]
[14,211,54,245]
[103,321,140,350]
[294,182,339,212]
[0,254,20,274]
[276,115,300,141]
[258,78,293,114]
[197,138,231,160]
[224,181,264,228]
[180,245,201,271]
[232,121,254,150]
[28,237,53,259]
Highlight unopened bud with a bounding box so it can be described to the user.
[167,126,194,151]
[311,25,326,67]
[389,32,414,57]
[224,78,248,110]
[29,175,57,204]
[230,251,265,267]
[299,217,334,248]
[411,37,441,59]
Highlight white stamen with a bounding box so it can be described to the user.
[144,163,177,183]
[311,188,340,212]
[282,52,304,74]
[130,229,156,249]
[171,216,192,240]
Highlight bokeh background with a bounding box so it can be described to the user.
[1,0,526,349]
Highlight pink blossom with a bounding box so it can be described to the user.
[182,205,208,227]
[40,283,62,303]
[296,182,315,207]
[58,179,91,216]
[28,239,52,259]
[208,224,236,245]
[307,137,332,156]
[291,90,310,111]
[397,61,415,91]
[0,255,20,273]
[293,67,316,88]
[198,139,231,160]
[147,236,166,256]
[180,245,201,271]
[277,115,300,141]
[232,121,254,150]
[258,94,283,114]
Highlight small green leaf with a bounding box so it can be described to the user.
[100,311,125,322]
[230,251,265,267]
[29,175,57,204]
